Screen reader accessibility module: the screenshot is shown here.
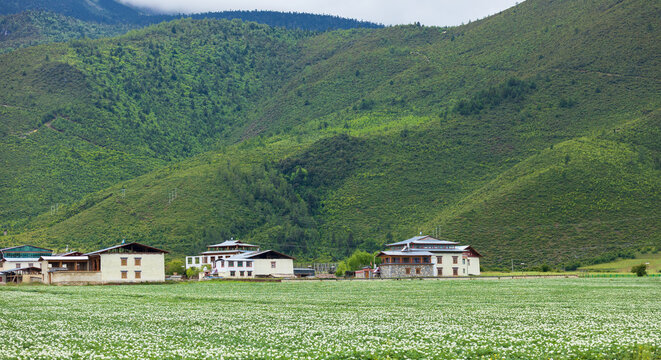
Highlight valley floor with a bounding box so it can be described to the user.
[0,278,659,359]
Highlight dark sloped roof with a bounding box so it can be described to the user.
[0,244,53,252]
[85,242,168,255]
[226,249,295,260]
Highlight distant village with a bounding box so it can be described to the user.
[0,235,482,285]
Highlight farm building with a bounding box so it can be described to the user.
[0,266,42,284]
[187,240,295,278]
[377,235,482,278]
[186,239,259,271]
[212,250,295,278]
[40,242,168,285]
[0,245,53,271]
[355,267,378,279]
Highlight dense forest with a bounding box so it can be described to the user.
[0,0,659,269]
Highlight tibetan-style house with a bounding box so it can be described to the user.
[186,240,295,278]
[40,242,168,285]
[377,235,482,278]
[0,245,53,271]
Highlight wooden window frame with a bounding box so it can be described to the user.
[405,268,411,275]
[135,271,141,279]
[134,257,141,266]
[415,268,421,275]
[121,271,128,279]
[121,257,128,266]
[437,256,442,264]
[271,261,276,269]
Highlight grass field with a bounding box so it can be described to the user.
[0,278,659,359]
[579,254,661,274]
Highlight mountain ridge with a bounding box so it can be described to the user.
[1,0,659,268]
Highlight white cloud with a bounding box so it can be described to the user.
[119,0,521,27]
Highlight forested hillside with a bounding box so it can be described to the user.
[1,0,659,268]
[0,11,135,53]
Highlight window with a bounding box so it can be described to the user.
[437,256,442,264]
[463,268,466,274]
[15,263,20,268]
[135,271,141,279]
[246,261,252,268]
[195,257,200,264]
[121,271,128,279]
[237,261,243,267]
[414,257,420,264]
[437,267,443,276]
[271,261,276,269]
[423,257,430,263]
[211,256,215,262]
[121,257,128,266]
[453,267,458,276]
[240,271,244,277]
[29,263,34,267]
[135,258,141,266]
[468,259,471,266]
[452,256,458,264]
[187,257,192,264]
[203,257,208,264]
[247,271,252,277]
[462,258,466,265]
[415,268,421,275]
[405,268,411,275]
[230,271,235,276]
[228,261,234,267]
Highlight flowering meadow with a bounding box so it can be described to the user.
[0,278,659,359]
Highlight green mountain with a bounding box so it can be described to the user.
[0,10,135,53]
[1,0,659,268]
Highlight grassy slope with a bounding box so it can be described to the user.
[579,253,661,273]
[1,0,660,266]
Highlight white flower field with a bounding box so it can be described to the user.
[0,278,659,359]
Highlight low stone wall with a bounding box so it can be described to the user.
[50,271,102,285]
[381,264,434,278]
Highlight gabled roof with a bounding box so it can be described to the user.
[85,242,168,255]
[0,266,42,274]
[208,240,259,248]
[40,256,89,261]
[0,244,53,252]
[385,235,458,247]
[224,249,295,261]
[458,245,483,257]
[53,251,84,257]
[0,257,42,262]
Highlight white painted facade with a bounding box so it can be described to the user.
[99,253,165,283]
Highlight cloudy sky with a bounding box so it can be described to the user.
[119,0,521,27]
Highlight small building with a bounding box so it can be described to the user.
[0,267,42,284]
[355,266,378,279]
[377,235,482,278]
[294,268,316,278]
[40,242,168,285]
[213,250,295,278]
[0,245,53,271]
[186,239,259,271]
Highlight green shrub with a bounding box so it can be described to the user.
[631,264,647,277]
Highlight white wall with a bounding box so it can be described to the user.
[253,258,293,277]
[100,253,165,283]
[430,254,469,276]
[467,256,480,275]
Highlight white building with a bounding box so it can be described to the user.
[212,250,295,278]
[40,242,168,285]
[186,239,259,271]
[377,236,482,278]
[187,240,295,278]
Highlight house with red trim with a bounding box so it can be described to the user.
[377,235,482,278]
